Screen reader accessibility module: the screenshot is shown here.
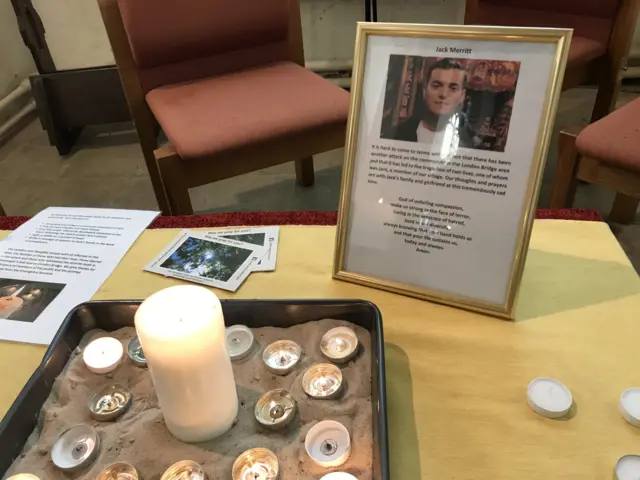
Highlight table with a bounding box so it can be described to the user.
[2,217,639,479]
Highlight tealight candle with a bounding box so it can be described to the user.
[51,424,100,472]
[83,337,123,374]
[320,326,359,364]
[254,389,297,431]
[97,462,139,480]
[320,473,358,480]
[615,455,640,480]
[226,325,254,361]
[160,460,205,480]
[262,340,301,375]
[7,475,41,480]
[619,388,640,428]
[305,420,351,468]
[88,384,132,421]
[526,378,572,419]
[127,336,147,368]
[135,285,238,443]
[232,448,279,480]
[302,363,344,399]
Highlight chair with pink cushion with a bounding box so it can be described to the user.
[549,97,640,223]
[99,0,350,215]
[465,0,640,121]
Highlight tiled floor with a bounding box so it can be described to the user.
[1,85,639,269]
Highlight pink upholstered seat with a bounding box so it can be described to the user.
[146,62,350,160]
[472,2,615,67]
[104,0,349,214]
[575,98,640,174]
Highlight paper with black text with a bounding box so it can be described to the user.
[0,207,158,345]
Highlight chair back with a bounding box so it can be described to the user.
[113,0,302,92]
[477,0,620,19]
[465,0,629,46]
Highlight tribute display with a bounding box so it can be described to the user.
[334,23,572,318]
[4,292,380,479]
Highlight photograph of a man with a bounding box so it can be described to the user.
[391,58,472,148]
[380,55,521,153]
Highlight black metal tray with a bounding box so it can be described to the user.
[0,299,390,479]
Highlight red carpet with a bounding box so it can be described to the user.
[0,209,602,231]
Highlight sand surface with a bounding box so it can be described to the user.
[8,319,373,479]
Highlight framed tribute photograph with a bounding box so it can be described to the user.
[334,23,572,319]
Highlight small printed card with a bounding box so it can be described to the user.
[205,226,280,272]
[144,230,267,292]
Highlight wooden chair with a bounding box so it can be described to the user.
[98,0,349,215]
[0,201,5,217]
[549,98,640,224]
[464,0,640,122]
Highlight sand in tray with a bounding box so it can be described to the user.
[8,319,373,479]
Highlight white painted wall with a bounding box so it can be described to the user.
[9,0,640,72]
[30,0,469,69]
[0,1,35,96]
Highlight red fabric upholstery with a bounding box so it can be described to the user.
[567,37,607,67]
[117,0,291,92]
[473,3,614,48]
[146,62,350,160]
[0,210,604,231]
[576,98,640,174]
[136,43,291,93]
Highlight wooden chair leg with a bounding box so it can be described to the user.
[141,149,172,215]
[295,156,315,187]
[156,148,194,216]
[549,129,581,209]
[0,201,6,217]
[609,193,639,224]
[591,56,621,122]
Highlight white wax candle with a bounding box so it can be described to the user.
[616,455,640,480]
[320,473,358,480]
[83,337,123,374]
[305,420,351,468]
[135,285,238,443]
[620,388,640,428]
[8,475,41,480]
[526,378,572,418]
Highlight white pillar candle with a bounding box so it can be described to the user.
[83,337,124,374]
[135,285,238,443]
[8,475,41,480]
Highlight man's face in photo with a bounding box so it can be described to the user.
[424,67,466,117]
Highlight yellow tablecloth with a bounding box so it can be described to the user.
[2,221,639,479]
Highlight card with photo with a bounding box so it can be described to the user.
[205,226,280,272]
[144,231,266,292]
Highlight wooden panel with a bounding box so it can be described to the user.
[35,66,130,127]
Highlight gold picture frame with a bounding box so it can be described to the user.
[333,23,572,319]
